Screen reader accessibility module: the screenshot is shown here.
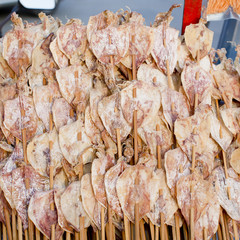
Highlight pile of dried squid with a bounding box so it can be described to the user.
[0,5,240,240]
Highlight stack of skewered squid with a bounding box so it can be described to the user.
[0,5,240,240]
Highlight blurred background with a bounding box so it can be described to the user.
[0,0,238,57]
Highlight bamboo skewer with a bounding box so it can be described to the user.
[105,42,116,240]
[48,94,56,240]
[3,223,7,240]
[172,225,176,240]
[123,215,130,240]
[80,216,85,240]
[217,225,223,240]
[156,124,165,240]
[132,35,137,81]
[133,86,140,239]
[189,49,201,240]
[0,223,2,240]
[203,228,207,240]
[35,227,40,240]
[77,128,85,240]
[4,208,12,240]
[28,220,34,240]
[66,232,71,240]
[114,110,131,240]
[223,151,239,240]
[74,231,79,240]
[163,29,180,240]
[19,97,32,240]
[140,220,146,240]
[219,209,227,240]
[155,225,159,240]
[24,229,29,240]
[165,225,169,240]
[12,209,17,240]
[148,221,154,240]
[130,34,140,239]
[66,105,74,240]
[182,222,188,240]
[209,56,238,240]
[101,207,105,240]
[223,212,230,240]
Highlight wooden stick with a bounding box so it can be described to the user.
[76,131,85,240]
[190,182,194,240]
[223,212,230,240]
[172,225,176,240]
[182,222,188,240]
[163,37,180,239]
[174,214,180,240]
[133,88,138,165]
[112,227,115,240]
[35,227,40,240]
[18,216,23,240]
[156,124,166,240]
[116,117,130,240]
[160,212,165,240]
[134,200,140,240]
[140,220,146,240]
[164,224,169,240]
[166,59,174,90]
[19,98,34,240]
[127,69,133,81]
[80,217,85,240]
[50,225,56,240]
[22,129,28,164]
[0,222,2,240]
[106,38,115,240]
[101,207,105,240]
[132,35,137,80]
[28,220,34,240]
[3,223,7,240]
[149,221,154,240]
[24,229,29,240]
[189,49,201,240]
[203,228,207,240]
[43,235,48,240]
[215,98,238,240]
[12,209,17,240]
[4,208,12,240]
[132,82,140,240]
[156,125,161,169]
[210,61,229,240]
[155,225,159,240]
[232,221,239,240]
[217,225,223,240]
[219,209,227,240]
[163,35,174,91]
[122,231,126,240]
[123,215,130,240]
[107,206,113,240]
[66,232,71,240]
[48,94,56,240]
[226,187,239,240]
[131,223,134,240]
[116,128,122,159]
[75,231,79,240]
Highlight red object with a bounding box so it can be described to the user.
[182,0,203,34]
